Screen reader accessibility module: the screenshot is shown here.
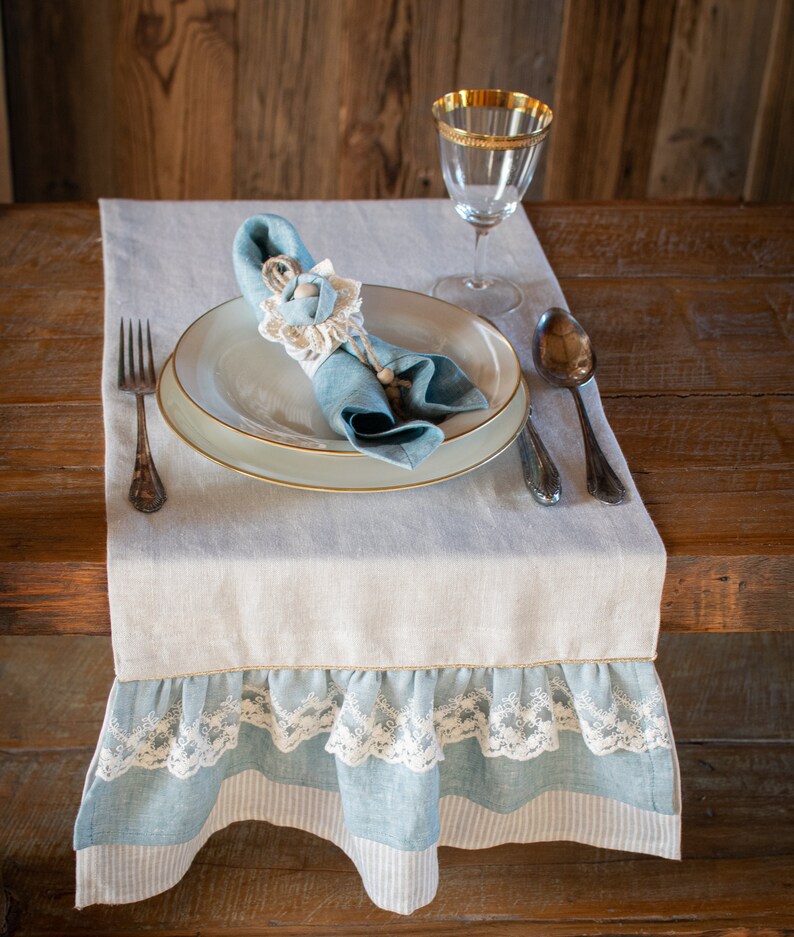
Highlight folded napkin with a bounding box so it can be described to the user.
[232,214,487,468]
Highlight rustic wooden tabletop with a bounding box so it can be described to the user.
[0,200,792,934]
[0,201,791,637]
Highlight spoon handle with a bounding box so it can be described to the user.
[570,388,625,505]
[517,411,561,505]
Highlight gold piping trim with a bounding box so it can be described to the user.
[432,89,552,151]
[117,655,657,684]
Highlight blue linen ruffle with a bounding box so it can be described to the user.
[232,214,488,469]
[75,663,678,853]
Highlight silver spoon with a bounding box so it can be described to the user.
[532,307,625,505]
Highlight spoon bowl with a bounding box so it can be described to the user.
[532,307,596,388]
[532,306,625,505]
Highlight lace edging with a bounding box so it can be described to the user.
[97,675,671,782]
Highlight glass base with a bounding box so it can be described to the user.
[430,274,523,318]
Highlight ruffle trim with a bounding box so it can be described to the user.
[97,670,671,781]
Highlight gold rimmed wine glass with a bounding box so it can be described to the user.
[431,89,553,316]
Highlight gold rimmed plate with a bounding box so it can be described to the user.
[172,286,521,456]
[158,356,529,492]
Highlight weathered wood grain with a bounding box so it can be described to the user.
[649,0,777,198]
[0,410,104,466]
[0,344,103,403]
[1,0,116,202]
[0,204,103,286]
[562,278,794,396]
[0,289,103,340]
[0,564,110,634]
[337,0,456,199]
[2,1,792,203]
[613,0,679,199]
[1,743,791,932]
[605,396,793,476]
[234,0,343,199]
[659,555,793,634]
[546,0,675,199]
[4,919,788,937]
[0,636,113,749]
[335,0,561,199]
[115,0,236,198]
[745,0,794,201]
[526,202,794,278]
[656,632,794,741]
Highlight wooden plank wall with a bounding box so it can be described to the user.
[1,0,792,203]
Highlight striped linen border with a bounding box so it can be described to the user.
[76,769,681,914]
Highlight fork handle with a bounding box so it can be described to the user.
[517,413,561,505]
[129,394,167,513]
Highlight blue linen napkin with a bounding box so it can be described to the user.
[233,214,488,469]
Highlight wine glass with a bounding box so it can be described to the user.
[431,89,553,316]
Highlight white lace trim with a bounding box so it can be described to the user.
[96,676,671,782]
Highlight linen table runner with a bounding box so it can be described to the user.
[101,199,666,682]
[75,200,679,915]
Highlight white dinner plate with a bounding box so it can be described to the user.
[158,356,529,492]
[172,287,521,455]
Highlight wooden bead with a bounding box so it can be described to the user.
[293,282,320,299]
[377,367,395,385]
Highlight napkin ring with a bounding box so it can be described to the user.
[260,255,412,416]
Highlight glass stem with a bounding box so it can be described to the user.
[471,226,490,290]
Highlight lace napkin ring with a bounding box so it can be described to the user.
[260,255,412,415]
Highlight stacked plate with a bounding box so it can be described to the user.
[158,285,528,492]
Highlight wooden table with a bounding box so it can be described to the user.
[1,202,792,935]
[1,202,792,636]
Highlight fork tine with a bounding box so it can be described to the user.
[117,319,126,388]
[145,320,156,386]
[136,320,144,384]
[127,317,135,381]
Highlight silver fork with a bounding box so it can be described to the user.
[118,319,167,513]
[477,312,561,505]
